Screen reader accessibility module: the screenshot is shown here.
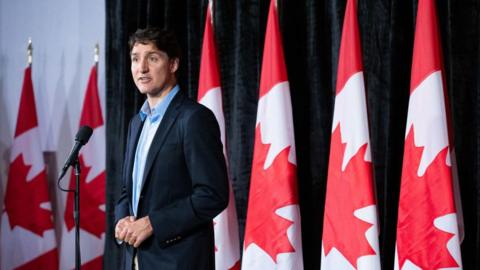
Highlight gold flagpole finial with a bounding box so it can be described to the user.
[94,43,99,64]
[27,38,33,66]
[209,0,214,24]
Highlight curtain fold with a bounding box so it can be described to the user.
[105,0,480,269]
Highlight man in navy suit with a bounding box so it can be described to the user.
[114,28,229,270]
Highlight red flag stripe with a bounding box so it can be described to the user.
[14,67,38,137]
[198,5,221,101]
[335,0,363,94]
[258,0,288,98]
[410,0,443,92]
[80,66,104,129]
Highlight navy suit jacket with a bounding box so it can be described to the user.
[115,90,229,270]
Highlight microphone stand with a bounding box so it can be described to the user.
[57,125,92,270]
[73,158,81,270]
[58,158,82,270]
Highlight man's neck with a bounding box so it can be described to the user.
[147,82,176,108]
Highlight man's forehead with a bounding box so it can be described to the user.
[131,42,165,55]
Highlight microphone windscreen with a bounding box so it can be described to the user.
[75,125,93,145]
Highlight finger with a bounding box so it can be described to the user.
[128,235,136,246]
[116,225,124,239]
[124,229,133,243]
[118,228,127,241]
[115,231,125,241]
[119,217,128,225]
[133,234,144,248]
[115,222,124,237]
[116,221,129,237]
[115,222,124,234]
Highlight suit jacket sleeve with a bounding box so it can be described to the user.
[148,106,229,243]
[114,118,133,226]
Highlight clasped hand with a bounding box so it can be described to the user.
[115,216,153,248]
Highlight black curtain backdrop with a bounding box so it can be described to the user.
[105,0,480,269]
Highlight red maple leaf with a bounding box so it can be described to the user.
[322,126,377,267]
[64,155,105,238]
[4,154,54,236]
[397,129,458,269]
[244,126,298,262]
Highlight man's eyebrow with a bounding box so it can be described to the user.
[145,51,162,56]
[130,51,162,57]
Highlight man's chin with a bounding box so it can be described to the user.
[137,88,152,94]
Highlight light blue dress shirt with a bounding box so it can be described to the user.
[132,86,179,217]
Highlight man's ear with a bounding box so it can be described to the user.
[170,58,179,73]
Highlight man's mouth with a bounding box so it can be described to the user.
[138,76,151,82]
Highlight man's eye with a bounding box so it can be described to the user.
[149,56,158,62]
[131,57,138,62]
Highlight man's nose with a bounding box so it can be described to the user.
[140,58,149,73]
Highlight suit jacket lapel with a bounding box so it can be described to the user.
[140,91,185,192]
[126,114,144,200]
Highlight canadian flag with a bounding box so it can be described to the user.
[241,0,303,269]
[197,2,241,270]
[395,0,463,269]
[1,66,59,270]
[321,0,381,269]
[61,65,105,269]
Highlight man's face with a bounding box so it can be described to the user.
[130,42,178,97]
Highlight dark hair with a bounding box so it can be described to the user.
[128,28,181,60]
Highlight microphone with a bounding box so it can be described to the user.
[58,125,93,180]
